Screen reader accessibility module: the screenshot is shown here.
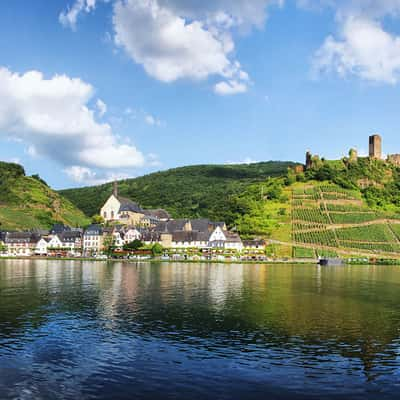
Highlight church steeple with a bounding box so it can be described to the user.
[113,180,118,197]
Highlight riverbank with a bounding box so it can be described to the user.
[2,255,400,265]
[0,255,318,264]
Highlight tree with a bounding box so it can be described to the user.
[91,214,104,224]
[123,239,143,251]
[103,235,115,255]
[151,243,163,256]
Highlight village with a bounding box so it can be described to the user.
[0,182,266,262]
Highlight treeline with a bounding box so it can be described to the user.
[59,161,298,221]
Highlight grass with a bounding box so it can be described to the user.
[293,247,315,259]
[335,224,396,242]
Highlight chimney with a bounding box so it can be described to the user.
[113,180,118,197]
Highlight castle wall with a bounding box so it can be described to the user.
[387,154,400,167]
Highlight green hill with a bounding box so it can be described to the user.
[229,156,400,258]
[0,161,90,230]
[59,162,298,223]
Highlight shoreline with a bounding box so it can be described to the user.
[0,255,317,264]
[1,255,399,266]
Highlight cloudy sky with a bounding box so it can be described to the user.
[1,0,400,188]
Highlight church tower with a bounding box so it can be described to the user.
[113,180,118,197]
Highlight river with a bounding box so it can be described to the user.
[1,260,400,399]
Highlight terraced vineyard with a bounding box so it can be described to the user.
[291,183,400,256]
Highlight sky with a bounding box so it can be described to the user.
[1,0,400,189]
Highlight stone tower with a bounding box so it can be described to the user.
[349,148,358,163]
[305,151,312,170]
[369,134,382,159]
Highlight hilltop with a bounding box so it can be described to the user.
[59,162,298,223]
[0,161,90,230]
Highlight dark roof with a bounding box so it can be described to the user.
[172,231,209,243]
[84,225,103,236]
[118,197,143,213]
[30,228,50,236]
[50,224,71,234]
[59,231,82,241]
[189,219,212,233]
[224,232,242,243]
[144,209,171,220]
[243,239,266,247]
[5,232,40,243]
[189,219,226,233]
[140,230,161,242]
[154,219,189,233]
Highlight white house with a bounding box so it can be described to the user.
[83,225,104,254]
[35,238,49,255]
[48,235,63,249]
[123,228,141,244]
[208,226,227,248]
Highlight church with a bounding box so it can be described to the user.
[100,182,170,226]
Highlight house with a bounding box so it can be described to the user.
[4,232,39,256]
[243,239,266,250]
[48,235,63,249]
[122,227,141,244]
[35,237,49,255]
[171,231,209,249]
[100,182,170,226]
[224,231,243,252]
[59,231,82,255]
[83,225,103,254]
[208,226,227,248]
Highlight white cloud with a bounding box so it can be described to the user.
[59,0,99,29]
[145,115,156,125]
[26,145,39,158]
[311,1,400,84]
[96,98,107,117]
[314,17,400,83]
[0,67,145,172]
[64,165,130,185]
[60,0,283,94]
[112,0,281,94]
[145,113,162,126]
[214,79,248,95]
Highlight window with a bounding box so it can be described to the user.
[104,211,107,219]
[111,211,114,219]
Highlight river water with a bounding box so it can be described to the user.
[1,260,400,399]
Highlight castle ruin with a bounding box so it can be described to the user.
[369,134,382,159]
[304,134,400,169]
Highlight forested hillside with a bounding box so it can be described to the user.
[0,161,90,230]
[59,162,298,222]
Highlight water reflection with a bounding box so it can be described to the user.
[1,260,400,399]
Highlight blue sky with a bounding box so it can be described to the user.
[1,0,400,189]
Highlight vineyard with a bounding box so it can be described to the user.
[291,183,400,256]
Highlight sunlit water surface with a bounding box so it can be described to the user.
[1,260,400,399]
